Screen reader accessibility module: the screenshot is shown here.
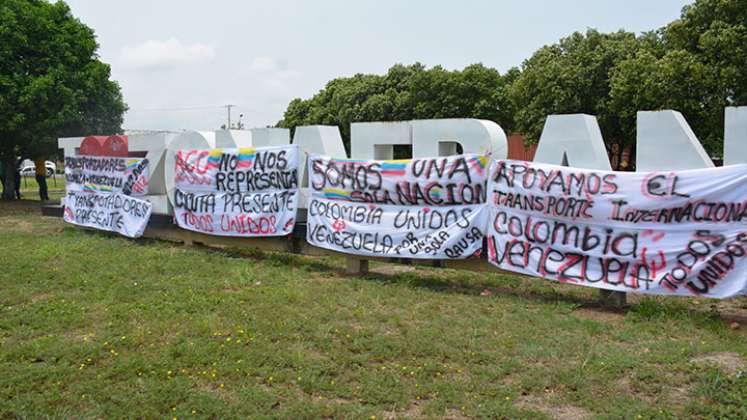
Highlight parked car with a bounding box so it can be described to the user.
[19,159,56,177]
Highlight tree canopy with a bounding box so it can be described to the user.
[277,63,516,152]
[607,0,747,158]
[278,0,746,167]
[665,0,747,105]
[509,29,640,157]
[0,0,126,198]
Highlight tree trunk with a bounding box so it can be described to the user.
[2,159,16,200]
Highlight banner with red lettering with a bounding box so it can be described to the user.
[306,153,490,259]
[487,160,747,298]
[172,145,299,236]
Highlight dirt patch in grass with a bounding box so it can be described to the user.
[614,373,691,407]
[501,374,520,387]
[371,264,417,277]
[8,218,36,232]
[691,352,746,376]
[516,395,592,419]
[30,292,52,303]
[0,201,64,234]
[194,378,240,403]
[61,327,93,343]
[303,346,330,362]
[615,375,656,405]
[572,307,626,323]
[442,408,469,419]
[382,400,425,419]
[665,382,692,405]
[712,309,747,332]
[308,273,341,284]
[679,297,747,329]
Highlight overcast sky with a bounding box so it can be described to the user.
[63,0,692,132]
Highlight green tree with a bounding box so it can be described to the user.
[511,1,747,166]
[508,29,639,166]
[0,0,127,199]
[277,63,515,153]
[607,0,747,159]
[665,0,747,104]
[609,48,722,156]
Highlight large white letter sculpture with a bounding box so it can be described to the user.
[636,110,714,170]
[533,114,612,170]
[350,118,508,159]
[724,107,747,166]
[58,106,746,222]
[351,121,412,160]
[411,119,507,159]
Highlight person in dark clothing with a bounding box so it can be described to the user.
[0,160,5,197]
[13,158,22,199]
[35,158,49,201]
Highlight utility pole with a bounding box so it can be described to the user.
[225,104,235,129]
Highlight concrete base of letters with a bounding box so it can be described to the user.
[598,289,627,308]
[345,257,369,275]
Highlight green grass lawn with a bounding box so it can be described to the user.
[0,201,746,419]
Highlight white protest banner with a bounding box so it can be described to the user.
[64,155,150,196]
[171,145,299,236]
[63,153,153,238]
[306,154,490,259]
[63,190,152,238]
[486,159,747,298]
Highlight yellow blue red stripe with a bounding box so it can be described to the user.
[237,148,256,168]
[205,148,222,169]
[323,188,351,200]
[380,159,408,176]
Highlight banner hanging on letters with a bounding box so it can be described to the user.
[63,191,152,238]
[172,145,300,236]
[64,155,150,196]
[63,154,152,238]
[306,153,490,259]
[486,160,747,298]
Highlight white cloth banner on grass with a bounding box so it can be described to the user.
[64,155,150,195]
[486,159,747,298]
[306,153,490,259]
[171,145,299,236]
[63,190,152,238]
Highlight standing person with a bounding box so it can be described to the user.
[13,157,22,199]
[35,158,49,201]
[0,160,5,197]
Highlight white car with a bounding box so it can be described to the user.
[19,160,56,177]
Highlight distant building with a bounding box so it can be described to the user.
[506,134,536,161]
